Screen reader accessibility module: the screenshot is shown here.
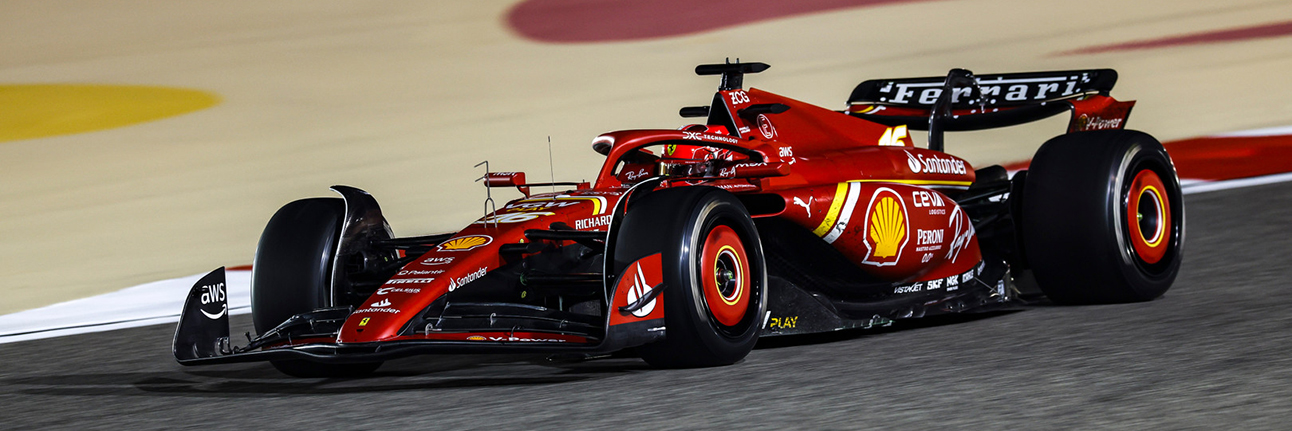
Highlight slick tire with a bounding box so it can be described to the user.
[252,197,382,377]
[616,187,767,368]
[1021,130,1184,304]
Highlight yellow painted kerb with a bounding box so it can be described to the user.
[0,84,219,143]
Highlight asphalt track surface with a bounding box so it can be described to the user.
[2,182,1289,429]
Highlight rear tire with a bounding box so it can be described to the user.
[252,198,382,377]
[1021,130,1184,304]
[616,187,767,368]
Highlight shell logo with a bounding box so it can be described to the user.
[438,235,493,252]
[862,188,909,266]
[466,335,486,341]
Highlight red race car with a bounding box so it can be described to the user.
[174,61,1184,377]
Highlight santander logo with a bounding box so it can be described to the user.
[906,151,923,173]
[905,150,966,175]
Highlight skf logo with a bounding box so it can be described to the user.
[861,188,909,266]
[438,235,493,251]
[199,282,227,320]
[878,125,908,146]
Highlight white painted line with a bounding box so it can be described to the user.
[1181,172,1292,195]
[0,270,251,344]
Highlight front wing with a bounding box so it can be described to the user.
[173,268,663,365]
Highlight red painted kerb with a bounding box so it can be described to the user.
[506,0,933,43]
[1061,20,1292,55]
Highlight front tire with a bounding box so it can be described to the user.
[252,198,382,377]
[1021,130,1184,304]
[616,187,767,368]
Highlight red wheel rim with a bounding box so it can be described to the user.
[1127,169,1171,264]
[700,225,751,327]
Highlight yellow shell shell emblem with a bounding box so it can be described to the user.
[438,235,492,251]
[867,195,906,259]
[466,335,486,341]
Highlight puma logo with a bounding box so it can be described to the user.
[793,196,811,217]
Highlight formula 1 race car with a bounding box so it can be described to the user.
[174,61,1184,377]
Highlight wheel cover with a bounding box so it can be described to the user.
[700,225,751,327]
[1126,168,1171,264]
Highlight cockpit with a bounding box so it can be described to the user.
[593,124,773,189]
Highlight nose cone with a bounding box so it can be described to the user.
[337,236,498,343]
[333,192,619,344]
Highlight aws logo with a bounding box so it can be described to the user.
[861,188,909,266]
[199,282,227,320]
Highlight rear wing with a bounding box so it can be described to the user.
[846,69,1134,138]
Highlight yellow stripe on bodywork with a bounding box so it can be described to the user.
[812,183,849,236]
[850,179,973,187]
[516,195,605,215]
